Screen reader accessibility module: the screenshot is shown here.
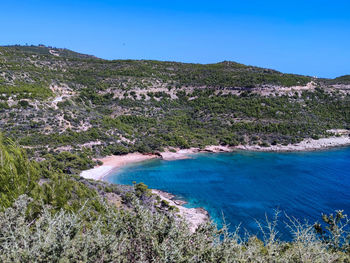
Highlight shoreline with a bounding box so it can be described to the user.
[152,189,209,232]
[80,134,350,231]
[80,135,350,181]
[80,152,160,181]
[159,135,350,159]
[235,135,350,152]
[80,153,210,232]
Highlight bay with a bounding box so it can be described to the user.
[106,148,350,239]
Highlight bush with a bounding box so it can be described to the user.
[0,135,40,209]
[0,196,349,262]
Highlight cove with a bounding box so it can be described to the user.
[106,147,350,239]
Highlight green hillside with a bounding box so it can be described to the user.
[0,45,349,165]
[1,45,350,262]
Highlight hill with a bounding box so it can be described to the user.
[1,45,350,262]
[0,44,350,166]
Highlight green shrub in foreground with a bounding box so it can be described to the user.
[0,195,349,263]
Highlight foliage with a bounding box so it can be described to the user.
[0,196,349,262]
[0,83,52,99]
[0,132,350,261]
[134,182,152,198]
[314,210,350,252]
[1,45,350,158]
[41,151,96,174]
[0,134,102,214]
[0,135,40,208]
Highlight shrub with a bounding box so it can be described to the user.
[0,196,349,262]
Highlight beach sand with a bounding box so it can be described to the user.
[80,152,160,181]
[81,135,350,180]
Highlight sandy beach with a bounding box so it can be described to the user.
[81,134,350,180]
[81,146,234,181]
[80,152,160,180]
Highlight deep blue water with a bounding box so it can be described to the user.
[106,148,350,239]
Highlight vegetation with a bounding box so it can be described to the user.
[1,192,350,262]
[1,45,350,261]
[0,45,350,164]
[0,135,103,214]
[0,82,52,99]
[325,75,350,85]
[0,132,350,262]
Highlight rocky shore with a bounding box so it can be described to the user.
[151,189,209,233]
[160,133,350,160]
[235,135,350,152]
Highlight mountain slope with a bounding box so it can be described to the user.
[0,45,349,162]
[1,45,350,262]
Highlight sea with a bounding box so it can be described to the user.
[106,147,350,239]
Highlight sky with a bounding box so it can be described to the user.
[0,0,349,78]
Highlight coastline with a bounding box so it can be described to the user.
[80,134,350,181]
[159,135,350,159]
[80,134,350,231]
[79,153,209,232]
[152,189,209,232]
[80,145,234,181]
[80,152,160,181]
[235,135,350,152]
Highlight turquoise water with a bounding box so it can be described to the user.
[106,148,350,238]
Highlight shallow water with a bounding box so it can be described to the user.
[106,148,350,239]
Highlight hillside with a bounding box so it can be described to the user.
[1,45,350,166]
[1,45,350,262]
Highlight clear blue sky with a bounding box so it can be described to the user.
[1,0,349,78]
